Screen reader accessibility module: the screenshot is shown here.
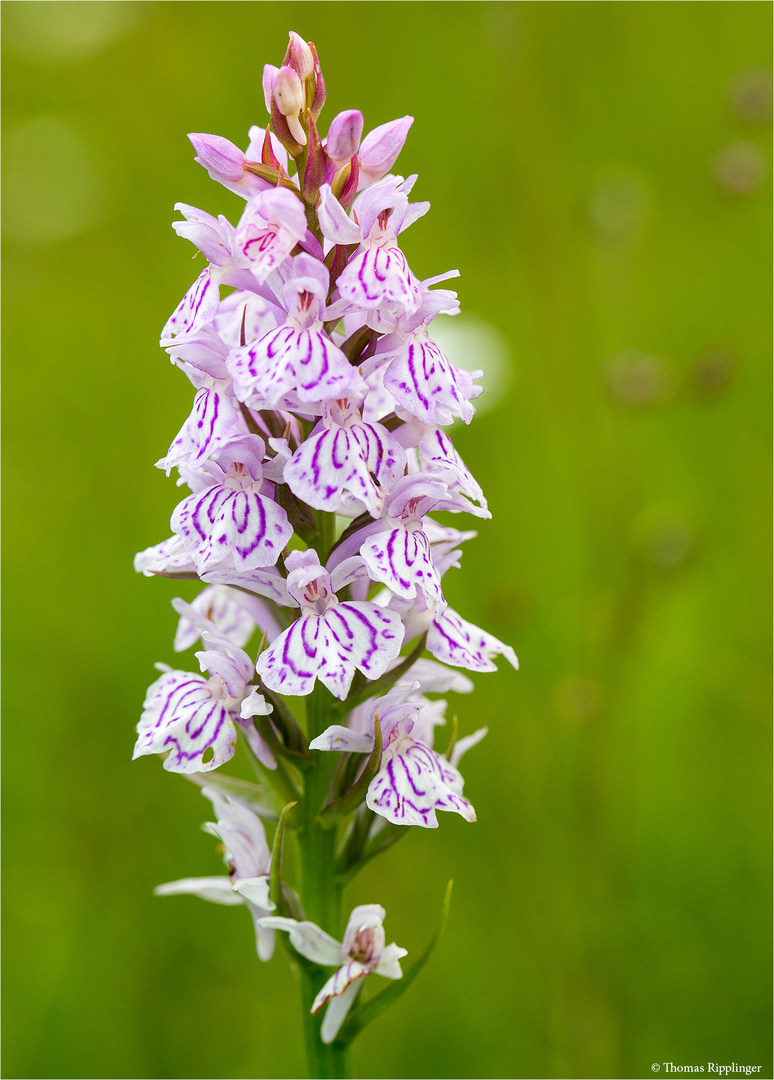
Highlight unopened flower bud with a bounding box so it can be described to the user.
[309,42,326,119]
[188,133,246,183]
[284,31,314,79]
[358,115,414,187]
[273,66,307,146]
[327,110,363,167]
[331,155,360,211]
[262,64,279,114]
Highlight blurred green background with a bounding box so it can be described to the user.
[3,2,771,1078]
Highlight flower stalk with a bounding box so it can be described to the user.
[134,30,518,1079]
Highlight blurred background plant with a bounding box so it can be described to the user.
[2,3,770,1078]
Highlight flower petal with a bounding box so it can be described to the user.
[258,916,343,966]
[366,736,476,828]
[154,876,243,905]
[427,608,519,673]
[134,670,237,773]
[320,980,362,1044]
[161,268,220,342]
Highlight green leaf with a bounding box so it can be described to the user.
[317,717,382,829]
[334,880,454,1047]
[269,801,297,914]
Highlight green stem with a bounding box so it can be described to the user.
[297,680,350,1079]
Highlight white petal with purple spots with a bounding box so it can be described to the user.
[360,520,444,610]
[256,601,404,700]
[161,268,220,342]
[366,729,475,828]
[134,669,238,773]
[284,406,406,518]
[383,333,482,426]
[227,324,355,407]
[171,485,292,574]
[427,607,519,672]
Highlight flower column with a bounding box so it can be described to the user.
[135,31,517,1080]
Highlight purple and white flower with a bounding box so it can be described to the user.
[170,435,293,574]
[319,175,428,316]
[283,398,406,518]
[226,254,357,408]
[311,686,484,828]
[134,600,274,773]
[155,786,277,960]
[260,904,406,1042]
[255,550,404,699]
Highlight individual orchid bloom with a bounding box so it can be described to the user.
[226,254,357,408]
[179,190,307,287]
[170,434,293,575]
[255,549,404,700]
[155,786,277,960]
[235,187,308,279]
[367,287,483,427]
[134,600,274,773]
[283,397,406,518]
[173,584,282,652]
[366,717,476,827]
[260,905,406,1043]
[263,63,307,146]
[318,175,429,316]
[358,473,472,611]
[310,687,480,828]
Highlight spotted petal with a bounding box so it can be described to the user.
[337,242,420,314]
[161,268,220,342]
[227,325,355,407]
[256,602,404,700]
[384,337,482,426]
[284,418,406,517]
[134,669,237,773]
[172,486,292,573]
[427,608,519,673]
[360,521,445,611]
[157,387,244,476]
[366,734,475,828]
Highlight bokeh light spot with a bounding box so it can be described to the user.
[606,351,671,407]
[713,141,767,195]
[730,69,773,124]
[430,315,512,417]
